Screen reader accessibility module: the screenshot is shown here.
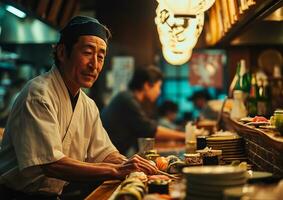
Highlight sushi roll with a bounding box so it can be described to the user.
[127,172,148,183]
[116,177,146,200]
[114,187,143,200]
[155,157,168,171]
[148,179,170,194]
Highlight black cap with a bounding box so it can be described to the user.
[60,16,110,43]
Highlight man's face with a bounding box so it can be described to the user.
[144,80,162,103]
[60,35,107,92]
[194,97,207,109]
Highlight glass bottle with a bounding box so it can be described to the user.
[234,59,250,97]
[257,78,270,117]
[263,79,271,117]
[247,73,257,117]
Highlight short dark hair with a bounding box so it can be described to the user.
[128,66,163,91]
[158,100,178,116]
[52,36,78,68]
[189,90,210,102]
[53,16,111,67]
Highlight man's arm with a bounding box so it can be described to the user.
[155,125,185,140]
[41,155,157,182]
[41,157,118,182]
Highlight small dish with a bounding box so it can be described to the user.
[246,171,273,183]
[246,121,270,128]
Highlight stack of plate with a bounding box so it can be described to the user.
[206,136,247,164]
[183,166,247,200]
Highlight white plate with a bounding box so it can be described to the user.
[187,182,246,193]
[187,176,247,186]
[183,166,245,178]
[207,136,241,141]
[246,171,273,180]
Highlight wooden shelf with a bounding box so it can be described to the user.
[206,0,283,47]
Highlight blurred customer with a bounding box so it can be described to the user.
[158,100,179,130]
[101,66,185,155]
[189,89,221,121]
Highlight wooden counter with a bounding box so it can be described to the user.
[221,113,283,151]
[220,112,283,176]
[85,128,283,199]
[85,180,121,200]
[85,141,185,199]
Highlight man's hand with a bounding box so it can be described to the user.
[41,155,157,182]
[114,154,157,179]
[103,151,127,164]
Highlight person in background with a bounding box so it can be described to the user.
[0,16,156,200]
[158,100,179,130]
[101,66,185,156]
[189,89,219,121]
[189,90,210,120]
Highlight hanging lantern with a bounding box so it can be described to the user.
[155,2,205,65]
[162,0,215,16]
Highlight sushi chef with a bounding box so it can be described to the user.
[0,16,157,199]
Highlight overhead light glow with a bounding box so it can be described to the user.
[155,0,215,65]
[6,5,26,18]
[162,0,215,16]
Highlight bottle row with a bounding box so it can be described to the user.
[231,59,283,118]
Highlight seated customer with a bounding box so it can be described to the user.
[101,66,185,155]
[189,89,219,121]
[189,89,210,120]
[158,100,179,130]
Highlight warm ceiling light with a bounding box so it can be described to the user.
[265,7,283,21]
[155,0,213,65]
[162,0,215,16]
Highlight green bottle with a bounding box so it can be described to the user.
[247,73,258,117]
[234,60,250,94]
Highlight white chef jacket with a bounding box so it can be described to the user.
[0,66,118,195]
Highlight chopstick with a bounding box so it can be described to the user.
[157,169,180,180]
